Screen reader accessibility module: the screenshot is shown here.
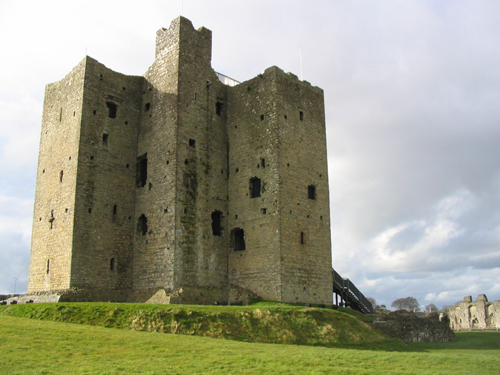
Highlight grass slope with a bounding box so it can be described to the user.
[0,302,396,349]
[1,315,499,374]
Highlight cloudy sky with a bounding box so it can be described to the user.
[1,0,499,308]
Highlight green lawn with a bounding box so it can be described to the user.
[1,315,499,374]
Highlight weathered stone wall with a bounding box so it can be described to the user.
[227,70,283,301]
[372,310,455,343]
[28,16,334,305]
[28,61,86,292]
[226,67,332,304]
[70,57,143,292]
[276,69,332,304]
[448,295,500,330]
[173,19,228,301]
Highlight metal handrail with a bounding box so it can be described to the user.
[215,72,240,87]
[332,269,373,314]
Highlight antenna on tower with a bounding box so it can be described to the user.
[300,46,303,80]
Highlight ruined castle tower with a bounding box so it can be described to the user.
[28,17,333,305]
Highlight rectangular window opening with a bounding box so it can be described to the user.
[232,228,246,251]
[216,102,224,116]
[189,139,196,148]
[261,159,265,168]
[250,177,261,198]
[103,133,109,147]
[300,111,304,121]
[308,185,316,200]
[110,258,115,271]
[106,102,117,118]
[211,211,222,236]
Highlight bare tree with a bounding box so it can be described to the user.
[425,303,437,312]
[391,297,419,310]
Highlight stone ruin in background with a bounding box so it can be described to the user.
[448,294,500,331]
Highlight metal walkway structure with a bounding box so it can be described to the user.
[333,269,373,314]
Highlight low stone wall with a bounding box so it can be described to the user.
[3,288,130,305]
[371,310,455,343]
[448,295,500,331]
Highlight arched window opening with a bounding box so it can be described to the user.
[137,214,148,236]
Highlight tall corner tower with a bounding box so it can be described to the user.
[132,17,229,303]
[226,67,333,304]
[28,55,144,299]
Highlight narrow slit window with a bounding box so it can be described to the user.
[308,185,316,200]
[231,228,246,251]
[49,210,55,229]
[300,231,305,245]
[145,102,150,112]
[211,211,222,236]
[46,259,50,274]
[261,159,265,168]
[250,177,261,198]
[110,258,115,271]
[300,111,304,121]
[59,170,63,183]
[103,133,109,147]
[113,204,117,215]
[106,102,117,118]
[136,153,148,188]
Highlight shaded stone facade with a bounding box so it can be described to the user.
[27,17,333,305]
[448,295,500,331]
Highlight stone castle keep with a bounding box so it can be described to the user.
[27,17,333,305]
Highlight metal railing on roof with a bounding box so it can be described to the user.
[215,72,240,87]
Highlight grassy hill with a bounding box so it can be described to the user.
[1,309,499,374]
[0,302,400,350]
